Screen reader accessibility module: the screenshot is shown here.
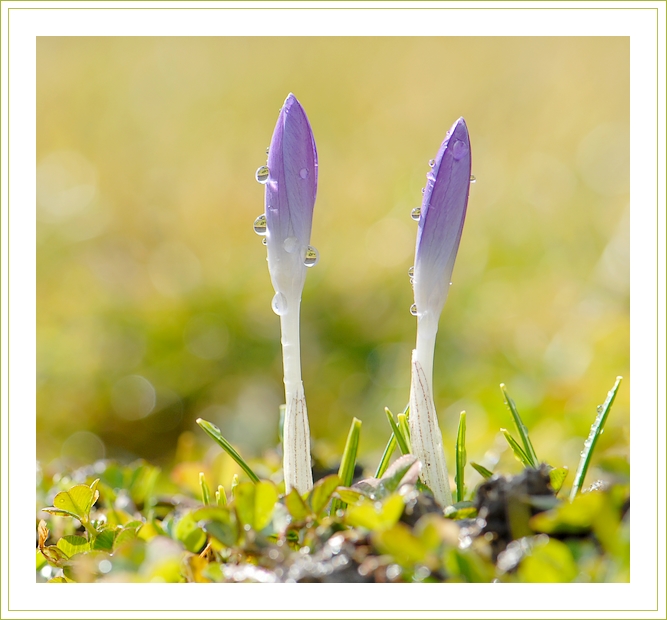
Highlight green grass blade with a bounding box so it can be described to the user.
[471,462,493,479]
[569,376,623,501]
[196,418,260,483]
[455,411,467,502]
[385,407,410,455]
[501,429,533,468]
[215,485,227,506]
[500,383,539,468]
[199,472,211,505]
[331,417,362,515]
[374,433,397,478]
[397,412,412,454]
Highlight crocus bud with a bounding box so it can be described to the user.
[255,93,318,494]
[409,117,471,507]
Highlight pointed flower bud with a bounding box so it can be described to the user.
[409,117,471,507]
[256,93,318,494]
[264,93,319,306]
[413,117,471,328]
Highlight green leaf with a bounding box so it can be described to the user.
[307,474,340,518]
[174,512,207,553]
[501,383,539,468]
[517,538,578,583]
[331,417,362,514]
[384,407,410,455]
[548,466,569,494]
[50,481,99,522]
[470,462,493,479]
[48,576,74,583]
[40,545,69,567]
[193,506,238,547]
[285,488,311,521]
[334,487,365,505]
[92,529,116,551]
[372,521,428,568]
[569,376,622,501]
[444,501,477,520]
[501,429,533,468]
[344,493,404,531]
[455,411,467,503]
[234,480,278,531]
[56,535,90,558]
[196,418,260,483]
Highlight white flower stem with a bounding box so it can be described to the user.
[409,316,453,507]
[279,295,313,494]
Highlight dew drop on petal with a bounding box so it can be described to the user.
[265,146,270,155]
[283,236,298,253]
[470,174,476,184]
[451,140,469,161]
[411,207,421,221]
[299,168,309,179]
[428,159,436,167]
[408,266,414,277]
[253,214,267,235]
[272,292,288,316]
[255,166,270,184]
[421,187,425,195]
[304,246,319,267]
[410,303,418,316]
[262,238,267,245]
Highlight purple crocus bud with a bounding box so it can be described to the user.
[254,93,318,494]
[256,93,319,313]
[409,117,471,507]
[413,117,471,330]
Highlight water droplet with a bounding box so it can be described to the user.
[283,236,298,253]
[299,168,309,179]
[451,140,469,160]
[428,159,436,167]
[410,304,418,316]
[596,405,603,413]
[255,166,270,184]
[426,171,435,181]
[599,429,604,435]
[421,187,425,194]
[253,214,267,235]
[304,246,319,267]
[411,207,421,221]
[265,146,270,155]
[262,238,267,245]
[408,266,414,277]
[470,175,476,183]
[271,292,287,316]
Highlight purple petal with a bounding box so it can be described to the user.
[414,117,471,318]
[265,93,318,252]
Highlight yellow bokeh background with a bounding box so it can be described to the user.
[37,37,629,484]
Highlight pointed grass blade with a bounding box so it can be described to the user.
[471,462,493,479]
[196,418,260,483]
[385,407,410,455]
[501,383,538,468]
[455,411,467,503]
[374,433,397,479]
[501,429,533,468]
[569,377,622,501]
[331,417,362,514]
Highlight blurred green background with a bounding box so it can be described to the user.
[36,37,629,486]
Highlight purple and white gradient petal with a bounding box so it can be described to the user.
[256,93,318,494]
[409,117,471,507]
